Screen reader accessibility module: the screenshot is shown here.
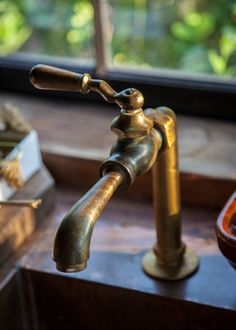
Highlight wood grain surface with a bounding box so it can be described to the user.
[0,186,236,329]
[0,91,235,208]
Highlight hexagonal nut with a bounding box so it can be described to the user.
[111,110,154,139]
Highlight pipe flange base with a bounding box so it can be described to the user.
[142,248,199,281]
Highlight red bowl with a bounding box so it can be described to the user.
[216,192,236,269]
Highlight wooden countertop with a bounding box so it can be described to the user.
[1,186,235,306]
[0,186,236,329]
[0,91,236,329]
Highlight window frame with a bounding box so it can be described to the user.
[0,0,236,120]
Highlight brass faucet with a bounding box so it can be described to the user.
[30,65,199,280]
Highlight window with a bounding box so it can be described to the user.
[0,0,94,62]
[107,0,236,78]
[0,0,236,119]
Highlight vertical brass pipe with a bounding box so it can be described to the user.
[153,134,184,266]
[142,107,199,280]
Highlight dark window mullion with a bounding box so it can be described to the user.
[92,0,110,76]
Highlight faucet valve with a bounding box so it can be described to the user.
[30,65,144,111]
[30,65,160,187]
[30,65,154,140]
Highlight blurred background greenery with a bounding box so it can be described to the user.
[1,0,236,77]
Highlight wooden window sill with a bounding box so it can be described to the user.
[0,91,235,207]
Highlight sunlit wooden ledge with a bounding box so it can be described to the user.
[0,91,235,208]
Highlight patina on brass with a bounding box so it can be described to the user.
[53,171,123,272]
[30,65,199,280]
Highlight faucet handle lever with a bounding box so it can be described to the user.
[30,64,90,93]
[30,65,144,111]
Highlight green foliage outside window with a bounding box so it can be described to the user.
[0,0,94,60]
[1,0,236,77]
[109,0,236,77]
[0,1,31,55]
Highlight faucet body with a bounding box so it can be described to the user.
[30,65,199,280]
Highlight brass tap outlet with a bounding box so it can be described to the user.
[30,65,199,280]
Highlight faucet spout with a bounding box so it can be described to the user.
[53,171,123,272]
